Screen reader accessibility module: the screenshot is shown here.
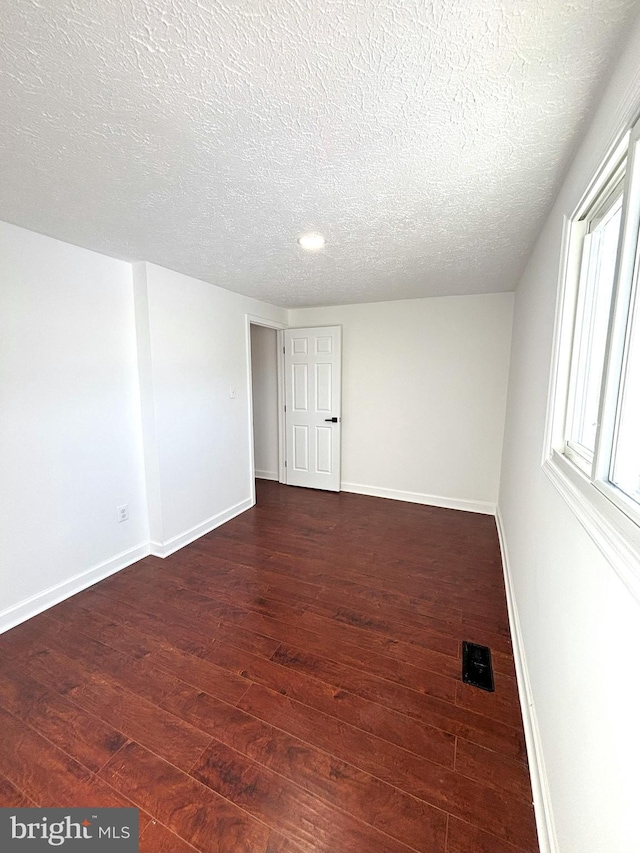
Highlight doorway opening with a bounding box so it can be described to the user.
[247,317,343,503]
[247,317,286,508]
[250,323,279,482]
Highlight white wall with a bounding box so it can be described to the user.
[0,236,287,627]
[135,263,287,555]
[0,222,149,631]
[250,324,279,480]
[290,294,513,513]
[499,15,640,853]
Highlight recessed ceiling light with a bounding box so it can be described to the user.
[298,232,325,251]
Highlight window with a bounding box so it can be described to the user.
[611,287,640,505]
[546,115,640,591]
[565,174,623,469]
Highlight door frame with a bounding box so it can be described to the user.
[245,314,288,506]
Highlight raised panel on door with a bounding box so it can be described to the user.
[293,425,309,471]
[315,363,332,413]
[284,326,342,491]
[292,363,308,411]
[315,335,332,354]
[315,425,333,474]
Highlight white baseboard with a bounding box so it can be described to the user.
[0,498,255,634]
[255,470,278,481]
[0,541,150,636]
[495,507,558,853]
[150,497,254,558]
[341,481,496,515]
[0,497,256,633]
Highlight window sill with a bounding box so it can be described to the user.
[542,451,640,604]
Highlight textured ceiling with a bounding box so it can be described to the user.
[1,1,637,307]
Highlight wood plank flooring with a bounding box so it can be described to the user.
[0,481,539,852]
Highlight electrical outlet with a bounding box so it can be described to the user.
[117,504,129,523]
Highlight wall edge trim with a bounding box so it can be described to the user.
[0,542,151,635]
[150,497,254,558]
[341,481,495,515]
[496,506,559,853]
[255,470,279,481]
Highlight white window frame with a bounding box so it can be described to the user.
[563,175,624,472]
[543,116,640,605]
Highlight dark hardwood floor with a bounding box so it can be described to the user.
[0,481,539,852]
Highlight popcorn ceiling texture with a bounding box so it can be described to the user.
[0,0,637,307]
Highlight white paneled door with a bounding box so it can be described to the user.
[284,326,342,491]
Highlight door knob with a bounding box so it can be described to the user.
[324,417,339,423]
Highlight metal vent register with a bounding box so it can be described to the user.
[461,641,495,692]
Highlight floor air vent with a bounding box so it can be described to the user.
[462,641,495,692]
